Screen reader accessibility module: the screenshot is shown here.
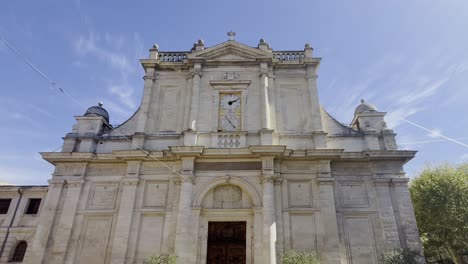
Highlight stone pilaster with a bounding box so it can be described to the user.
[316,161,341,264]
[253,207,264,264]
[48,178,84,264]
[306,70,323,132]
[109,161,140,263]
[174,157,196,264]
[261,156,276,264]
[28,179,65,264]
[390,178,425,259]
[374,179,401,251]
[188,64,202,131]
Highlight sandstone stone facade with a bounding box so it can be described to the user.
[0,38,424,264]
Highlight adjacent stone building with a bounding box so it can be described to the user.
[0,36,424,264]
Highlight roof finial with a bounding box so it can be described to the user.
[227,30,236,41]
[98,101,103,107]
[360,99,365,103]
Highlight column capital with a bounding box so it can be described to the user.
[65,179,84,188]
[317,177,335,185]
[48,178,66,187]
[180,174,195,184]
[260,175,276,183]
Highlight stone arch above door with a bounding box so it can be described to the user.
[193,177,261,208]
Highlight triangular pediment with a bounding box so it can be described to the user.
[188,41,272,62]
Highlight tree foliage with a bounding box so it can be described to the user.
[144,254,177,264]
[281,250,320,264]
[410,163,468,264]
[380,248,422,264]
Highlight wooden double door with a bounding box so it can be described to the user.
[207,221,246,264]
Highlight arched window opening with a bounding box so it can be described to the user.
[10,241,27,262]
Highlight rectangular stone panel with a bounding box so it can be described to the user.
[288,181,312,207]
[339,182,369,208]
[75,216,113,264]
[87,183,118,210]
[158,86,180,131]
[344,216,377,264]
[136,215,165,262]
[280,86,303,131]
[143,181,168,207]
[194,162,262,171]
[290,214,316,251]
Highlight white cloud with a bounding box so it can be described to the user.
[427,129,442,138]
[74,31,144,124]
[108,84,137,109]
[396,77,449,106]
[386,106,422,129]
[75,32,133,73]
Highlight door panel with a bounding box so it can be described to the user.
[207,222,246,264]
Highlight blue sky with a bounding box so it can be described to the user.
[1,0,467,184]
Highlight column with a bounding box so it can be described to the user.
[27,179,65,264]
[253,208,264,264]
[260,63,274,145]
[188,64,202,130]
[109,161,140,263]
[174,157,195,264]
[260,73,271,130]
[261,157,276,264]
[48,178,84,264]
[316,161,341,264]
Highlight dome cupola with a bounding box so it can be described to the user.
[354,99,377,116]
[84,102,110,124]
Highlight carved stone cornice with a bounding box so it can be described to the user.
[249,145,286,156]
[169,146,204,157]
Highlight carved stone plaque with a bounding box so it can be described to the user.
[213,185,242,209]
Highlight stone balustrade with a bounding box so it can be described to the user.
[211,132,246,148]
[273,51,305,61]
[159,52,188,62]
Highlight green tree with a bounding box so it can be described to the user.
[410,163,468,264]
[144,254,177,264]
[281,250,320,264]
[380,248,422,264]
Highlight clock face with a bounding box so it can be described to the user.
[218,93,241,131]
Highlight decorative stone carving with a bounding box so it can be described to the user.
[223,72,240,80]
[213,185,242,209]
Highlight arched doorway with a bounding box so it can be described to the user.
[193,177,262,264]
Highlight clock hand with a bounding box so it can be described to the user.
[224,116,236,128]
[228,98,240,105]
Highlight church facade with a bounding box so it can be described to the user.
[0,37,424,264]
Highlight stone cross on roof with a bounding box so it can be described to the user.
[227,31,236,41]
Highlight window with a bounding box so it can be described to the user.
[25,199,41,215]
[0,199,12,214]
[10,241,27,262]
